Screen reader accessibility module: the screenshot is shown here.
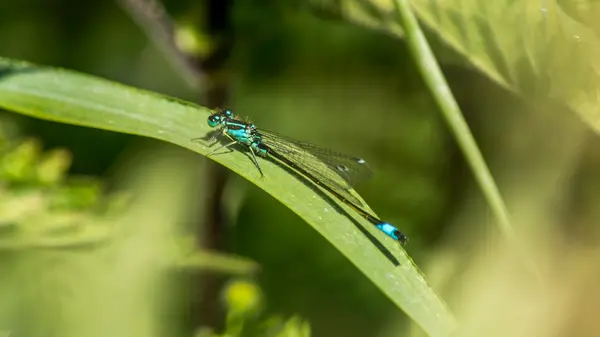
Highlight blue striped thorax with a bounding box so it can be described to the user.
[224,120,254,146]
[207,109,267,156]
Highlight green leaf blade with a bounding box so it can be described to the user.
[0,57,456,337]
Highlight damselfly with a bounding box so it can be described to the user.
[200,109,408,263]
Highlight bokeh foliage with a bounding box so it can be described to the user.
[1,0,600,337]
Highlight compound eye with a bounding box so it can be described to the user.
[225,110,233,116]
[207,115,221,127]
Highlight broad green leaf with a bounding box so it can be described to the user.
[310,0,600,134]
[0,57,456,337]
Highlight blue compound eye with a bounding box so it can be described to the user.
[207,115,221,127]
[225,110,233,117]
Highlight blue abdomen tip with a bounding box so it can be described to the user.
[376,223,408,245]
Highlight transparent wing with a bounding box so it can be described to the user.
[258,129,374,206]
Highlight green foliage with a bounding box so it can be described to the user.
[0,132,115,250]
[0,127,261,337]
[310,0,600,135]
[2,1,599,336]
[190,279,311,337]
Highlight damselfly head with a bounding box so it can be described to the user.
[207,109,234,128]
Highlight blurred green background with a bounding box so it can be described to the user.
[2,1,600,337]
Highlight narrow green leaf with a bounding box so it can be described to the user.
[0,57,456,337]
